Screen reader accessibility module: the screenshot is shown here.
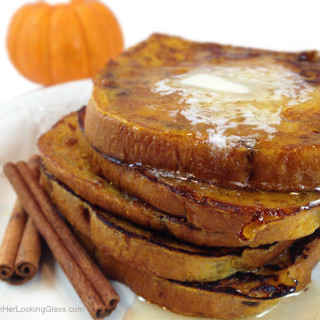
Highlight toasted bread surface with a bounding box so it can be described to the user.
[41,169,292,281]
[85,34,320,191]
[38,112,253,247]
[38,111,320,246]
[73,226,320,319]
[79,109,320,242]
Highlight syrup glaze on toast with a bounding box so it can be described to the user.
[85,34,320,191]
[38,111,320,246]
[71,224,320,319]
[41,167,320,319]
[41,170,292,282]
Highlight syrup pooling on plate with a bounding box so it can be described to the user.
[124,281,320,320]
[123,296,212,320]
[152,62,314,150]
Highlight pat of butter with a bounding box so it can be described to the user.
[180,73,250,94]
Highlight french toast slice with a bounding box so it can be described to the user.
[79,109,320,242]
[84,33,320,191]
[38,111,320,246]
[38,112,252,248]
[41,168,291,282]
[72,223,320,319]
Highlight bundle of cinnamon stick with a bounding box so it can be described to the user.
[0,200,41,284]
[0,157,41,285]
[1,156,119,319]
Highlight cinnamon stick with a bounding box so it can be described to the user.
[0,200,27,280]
[17,160,119,309]
[14,217,41,282]
[0,156,42,284]
[4,161,119,319]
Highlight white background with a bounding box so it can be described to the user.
[0,0,320,105]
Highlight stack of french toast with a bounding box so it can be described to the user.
[38,34,320,319]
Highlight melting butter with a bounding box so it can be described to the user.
[180,73,250,94]
[153,64,314,150]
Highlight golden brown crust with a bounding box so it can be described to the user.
[37,111,320,246]
[97,253,277,319]
[81,230,320,319]
[41,171,292,282]
[79,110,320,243]
[79,123,320,242]
[85,33,320,191]
[38,112,252,247]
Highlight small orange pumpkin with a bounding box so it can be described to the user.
[6,0,124,85]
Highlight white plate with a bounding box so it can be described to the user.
[0,81,319,320]
[0,80,135,320]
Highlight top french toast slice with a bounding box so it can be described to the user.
[85,33,320,191]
